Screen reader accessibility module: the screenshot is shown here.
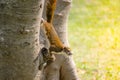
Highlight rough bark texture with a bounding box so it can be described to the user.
[41,53,78,80]
[40,0,50,49]
[53,0,71,46]
[0,0,44,80]
[40,0,78,80]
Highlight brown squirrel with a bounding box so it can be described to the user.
[41,0,72,55]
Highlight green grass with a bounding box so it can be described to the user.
[68,0,120,80]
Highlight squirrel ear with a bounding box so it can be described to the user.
[41,18,44,23]
[40,18,44,25]
[40,18,46,27]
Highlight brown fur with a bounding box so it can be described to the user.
[46,0,57,23]
[41,0,72,55]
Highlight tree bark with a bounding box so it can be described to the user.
[41,53,78,80]
[0,0,44,80]
[40,0,78,80]
[53,0,71,46]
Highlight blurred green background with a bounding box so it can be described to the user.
[68,0,120,80]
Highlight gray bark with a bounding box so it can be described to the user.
[40,0,78,80]
[41,54,78,80]
[0,0,44,80]
[53,0,72,46]
[39,0,50,49]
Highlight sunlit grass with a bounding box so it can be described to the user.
[68,0,120,80]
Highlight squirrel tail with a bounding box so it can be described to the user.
[46,0,57,23]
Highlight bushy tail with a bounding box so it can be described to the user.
[46,0,57,23]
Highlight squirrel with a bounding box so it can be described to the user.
[41,0,72,55]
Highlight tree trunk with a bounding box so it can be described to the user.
[0,0,44,80]
[40,0,78,80]
[53,0,71,46]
